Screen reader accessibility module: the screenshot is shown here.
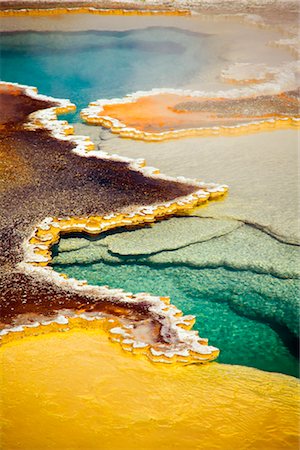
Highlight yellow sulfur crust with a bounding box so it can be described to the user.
[1,329,299,450]
[84,114,300,141]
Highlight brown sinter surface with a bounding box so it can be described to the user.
[0,85,197,335]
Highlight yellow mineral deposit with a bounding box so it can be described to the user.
[1,328,299,450]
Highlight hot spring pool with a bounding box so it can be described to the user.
[0,27,216,121]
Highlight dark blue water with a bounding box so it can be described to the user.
[0,28,213,121]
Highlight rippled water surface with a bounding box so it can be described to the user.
[0,28,215,120]
[52,232,299,378]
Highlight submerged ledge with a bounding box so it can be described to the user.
[81,87,300,141]
[0,81,228,365]
[52,222,300,374]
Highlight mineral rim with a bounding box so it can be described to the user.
[0,82,228,364]
[81,89,300,141]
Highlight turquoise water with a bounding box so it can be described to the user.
[0,28,214,120]
[52,233,299,378]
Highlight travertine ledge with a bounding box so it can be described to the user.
[81,87,300,141]
[0,82,227,365]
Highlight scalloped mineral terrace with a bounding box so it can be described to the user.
[0,81,228,364]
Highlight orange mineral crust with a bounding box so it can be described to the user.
[0,82,227,365]
[82,90,300,141]
[0,6,190,17]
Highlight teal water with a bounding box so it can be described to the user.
[52,233,299,378]
[0,28,214,121]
